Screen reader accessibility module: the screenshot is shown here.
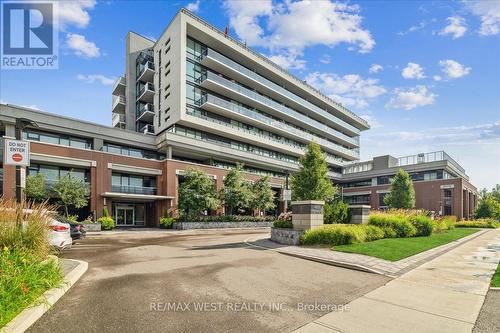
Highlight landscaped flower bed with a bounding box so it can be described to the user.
[455,219,499,229]
[300,210,454,247]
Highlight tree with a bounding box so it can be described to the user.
[52,175,89,216]
[475,185,500,220]
[249,176,275,215]
[178,168,220,220]
[25,173,48,202]
[291,141,335,201]
[384,169,416,209]
[324,188,349,223]
[222,163,252,215]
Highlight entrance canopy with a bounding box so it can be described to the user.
[101,192,173,202]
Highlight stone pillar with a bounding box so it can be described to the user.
[291,200,324,230]
[349,205,371,224]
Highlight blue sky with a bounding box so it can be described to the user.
[1,0,499,190]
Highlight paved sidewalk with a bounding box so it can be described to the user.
[293,228,500,333]
[249,229,489,276]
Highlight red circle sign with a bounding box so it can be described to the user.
[12,153,23,162]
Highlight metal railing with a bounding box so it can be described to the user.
[112,113,126,126]
[196,72,361,143]
[198,48,364,133]
[112,76,126,92]
[140,124,154,134]
[398,151,465,173]
[138,83,155,97]
[139,103,154,113]
[195,94,358,160]
[181,8,368,128]
[112,185,157,195]
[112,95,126,105]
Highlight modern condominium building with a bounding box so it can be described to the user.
[0,9,478,226]
[111,8,369,178]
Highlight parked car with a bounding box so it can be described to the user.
[48,218,72,251]
[56,216,87,241]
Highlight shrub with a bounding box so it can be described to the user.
[380,226,397,238]
[300,224,384,246]
[455,219,499,229]
[0,200,53,258]
[368,212,417,238]
[97,217,115,230]
[273,220,293,228]
[409,215,436,236]
[102,207,110,217]
[182,215,275,223]
[324,200,349,224]
[435,216,455,232]
[159,217,175,229]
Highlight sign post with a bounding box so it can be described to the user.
[4,138,31,203]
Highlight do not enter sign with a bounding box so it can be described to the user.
[4,139,30,166]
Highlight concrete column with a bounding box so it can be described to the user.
[291,201,324,230]
[469,191,474,219]
[90,166,97,220]
[166,145,173,159]
[349,205,371,224]
[463,189,469,220]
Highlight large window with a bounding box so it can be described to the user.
[344,195,371,205]
[24,130,92,149]
[111,172,157,195]
[27,164,90,184]
[101,143,165,160]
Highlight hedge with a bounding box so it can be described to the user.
[301,224,385,246]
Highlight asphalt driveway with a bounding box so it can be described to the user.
[28,229,390,333]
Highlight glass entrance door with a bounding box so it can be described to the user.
[115,205,135,226]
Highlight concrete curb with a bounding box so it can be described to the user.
[490,287,500,290]
[1,259,88,333]
[243,236,391,277]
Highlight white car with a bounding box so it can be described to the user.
[48,218,72,251]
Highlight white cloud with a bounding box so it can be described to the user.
[186,0,200,13]
[320,54,331,64]
[439,16,467,39]
[433,75,442,81]
[359,113,383,129]
[56,0,96,30]
[439,59,471,79]
[224,0,375,54]
[401,62,426,80]
[268,50,306,70]
[66,33,100,58]
[398,20,427,36]
[77,74,114,85]
[369,64,383,74]
[385,85,436,110]
[306,72,386,109]
[465,1,500,36]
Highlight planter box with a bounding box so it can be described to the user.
[173,221,273,230]
[82,223,101,232]
[270,227,305,246]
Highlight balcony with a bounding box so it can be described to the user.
[112,113,126,128]
[137,61,155,82]
[195,72,359,146]
[137,103,155,123]
[398,151,466,175]
[181,8,368,130]
[111,185,157,195]
[140,124,155,135]
[112,95,126,113]
[112,76,126,96]
[196,94,359,160]
[197,48,365,134]
[137,82,154,103]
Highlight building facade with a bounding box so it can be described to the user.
[1,9,478,225]
[338,153,478,220]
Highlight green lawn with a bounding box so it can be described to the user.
[492,263,500,288]
[332,228,479,262]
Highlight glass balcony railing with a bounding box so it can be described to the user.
[112,185,157,195]
[196,94,359,159]
[196,72,360,146]
[140,124,155,134]
[198,48,363,134]
[181,8,368,129]
[398,151,465,174]
[138,83,155,97]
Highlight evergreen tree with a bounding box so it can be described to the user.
[178,168,220,220]
[291,141,335,201]
[384,169,416,209]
